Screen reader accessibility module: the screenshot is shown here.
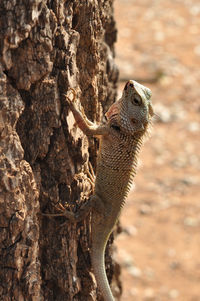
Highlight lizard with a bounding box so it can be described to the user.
[44,80,154,301]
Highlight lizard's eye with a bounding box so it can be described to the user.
[131,94,142,106]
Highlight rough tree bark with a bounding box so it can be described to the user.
[0,0,120,300]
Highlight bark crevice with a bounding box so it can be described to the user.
[0,1,120,300]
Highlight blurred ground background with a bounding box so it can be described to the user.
[114,0,200,300]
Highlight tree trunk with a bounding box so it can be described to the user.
[0,0,120,300]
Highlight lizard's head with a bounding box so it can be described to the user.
[119,80,154,135]
[105,80,154,136]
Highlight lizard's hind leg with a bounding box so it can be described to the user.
[42,194,103,223]
[42,202,91,223]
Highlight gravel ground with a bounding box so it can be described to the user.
[114,0,200,300]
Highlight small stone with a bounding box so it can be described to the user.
[144,287,155,300]
[159,199,171,210]
[169,289,179,299]
[124,225,138,236]
[139,204,152,215]
[120,250,134,267]
[184,216,199,227]
[190,5,200,16]
[167,248,176,257]
[154,31,165,41]
[170,261,181,270]
[144,267,155,280]
[194,45,200,56]
[130,287,139,296]
[128,266,142,278]
[181,176,199,186]
[187,121,200,132]
[154,103,172,123]
[172,157,187,168]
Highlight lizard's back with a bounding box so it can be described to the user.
[95,131,141,208]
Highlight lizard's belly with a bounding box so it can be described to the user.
[94,135,139,204]
[94,164,134,202]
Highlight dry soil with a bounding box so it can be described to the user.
[114,0,200,300]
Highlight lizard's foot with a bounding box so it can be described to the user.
[42,195,105,223]
[64,89,95,128]
[63,88,76,105]
[41,202,77,222]
[86,161,96,190]
[42,195,98,223]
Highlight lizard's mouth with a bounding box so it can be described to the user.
[111,124,121,132]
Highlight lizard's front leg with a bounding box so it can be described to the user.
[64,89,109,136]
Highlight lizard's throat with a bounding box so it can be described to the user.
[105,100,121,121]
[119,114,147,136]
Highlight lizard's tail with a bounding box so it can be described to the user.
[91,242,115,301]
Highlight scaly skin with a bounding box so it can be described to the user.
[45,80,154,301]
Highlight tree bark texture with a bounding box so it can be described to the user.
[0,0,119,300]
